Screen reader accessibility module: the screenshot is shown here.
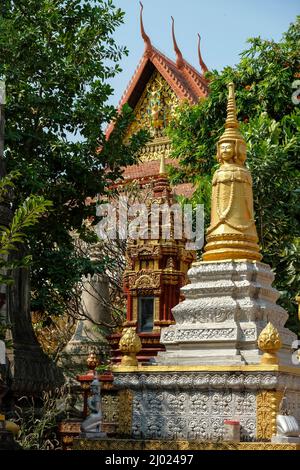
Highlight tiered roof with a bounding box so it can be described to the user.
[107,3,209,194]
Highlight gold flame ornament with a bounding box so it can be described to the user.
[119,328,142,367]
[258,322,282,365]
[203,83,261,262]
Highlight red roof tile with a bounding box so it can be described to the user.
[106,46,208,140]
[122,158,178,181]
[119,159,195,199]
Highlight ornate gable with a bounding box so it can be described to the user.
[106,4,208,193]
[125,70,178,163]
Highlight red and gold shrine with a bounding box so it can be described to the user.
[109,159,196,362]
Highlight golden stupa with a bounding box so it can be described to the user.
[203,82,262,261]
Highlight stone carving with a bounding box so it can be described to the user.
[129,385,257,441]
[117,390,133,435]
[256,390,283,440]
[240,328,257,340]
[113,369,300,442]
[190,393,209,414]
[162,330,176,342]
[101,394,119,424]
[136,274,160,289]
[113,371,285,391]
[128,271,161,290]
[80,373,106,437]
[162,327,236,343]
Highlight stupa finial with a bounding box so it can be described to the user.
[202,82,261,262]
[118,328,142,367]
[139,2,153,56]
[171,17,184,69]
[258,322,282,365]
[197,33,208,74]
[217,82,245,164]
[224,82,240,130]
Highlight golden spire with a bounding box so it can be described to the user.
[171,17,184,69]
[139,2,153,56]
[159,152,166,175]
[197,34,208,74]
[202,82,261,262]
[220,82,243,141]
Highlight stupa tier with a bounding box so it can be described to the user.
[157,259,296,365]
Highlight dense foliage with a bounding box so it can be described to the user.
[168,17,300,332]
[0,1,148,317]
[0,172,52,344]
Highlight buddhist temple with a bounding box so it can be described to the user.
[72,12,300,449]
[64,8,208,446]
[106,2,208,194]
[108,3,207,361]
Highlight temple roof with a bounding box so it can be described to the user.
[106,5,208,139]
[106,48,208,140]
[106,4,209,196]
[123,46,207,107]
[120,158,195,198]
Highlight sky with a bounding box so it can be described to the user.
[109,0,299,106]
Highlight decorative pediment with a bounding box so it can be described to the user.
[128,271,161,290]
[124,70,178,163]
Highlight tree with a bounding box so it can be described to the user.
[0,1,149,318]
[167,17,300,332]
[0,171,52,342]
[0,170,60,398]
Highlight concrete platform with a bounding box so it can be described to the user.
[73,437,300,451]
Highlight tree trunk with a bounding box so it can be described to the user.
[6,248,64,397]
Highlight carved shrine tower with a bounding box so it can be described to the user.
[110,157,195,361]
[108,4,207,361]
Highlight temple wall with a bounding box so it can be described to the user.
[113,369,300,442]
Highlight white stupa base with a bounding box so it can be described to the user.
[156,260,296,366]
